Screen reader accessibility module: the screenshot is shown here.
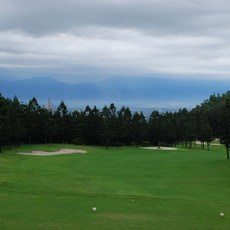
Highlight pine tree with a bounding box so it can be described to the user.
[220,98,230,159]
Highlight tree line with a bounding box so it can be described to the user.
[1,92,230,159]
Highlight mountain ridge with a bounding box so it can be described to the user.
[0,76,229,108]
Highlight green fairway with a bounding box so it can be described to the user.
[0,144,230,230]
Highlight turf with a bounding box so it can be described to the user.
[0,144,230,230]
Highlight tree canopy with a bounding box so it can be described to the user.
[0,92,230,158]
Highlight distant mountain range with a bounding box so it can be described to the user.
[0,76,229,109]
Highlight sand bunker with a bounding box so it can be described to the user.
[141,147,177,150]
[17,148,87,156]
[195,141,220,146]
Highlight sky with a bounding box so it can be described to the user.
[1,0,230,83]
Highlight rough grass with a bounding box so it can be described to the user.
[0,144,230,230]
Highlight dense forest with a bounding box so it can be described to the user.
[1,92,230,159]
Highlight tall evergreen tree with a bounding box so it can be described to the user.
[8,96,25,146]
[117,106,132,145]
[220,98,230,159]
[131,112,147,146]
[24,97,41,143]
[55,100,69,143]
[0,95,9,152]
[196,111,214,150]
[101,103,118,148]
[162,112,177,146]
[81,106,103,145]
[148,111,164,146]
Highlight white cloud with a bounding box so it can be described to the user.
[1,0,230,82]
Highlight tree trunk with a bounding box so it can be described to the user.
[227,146,230,160]
[207,142,210,151]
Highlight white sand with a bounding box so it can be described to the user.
[141,147,177,150]
[17,148,87,156]
[195,141,221,146]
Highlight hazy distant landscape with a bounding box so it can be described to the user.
[1,76,230,112]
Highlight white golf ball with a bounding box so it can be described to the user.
[92,207,97,212]
[220,212,224,217]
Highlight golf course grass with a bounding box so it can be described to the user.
[0,144,230,230]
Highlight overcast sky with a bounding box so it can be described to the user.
[1,0,230,83]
